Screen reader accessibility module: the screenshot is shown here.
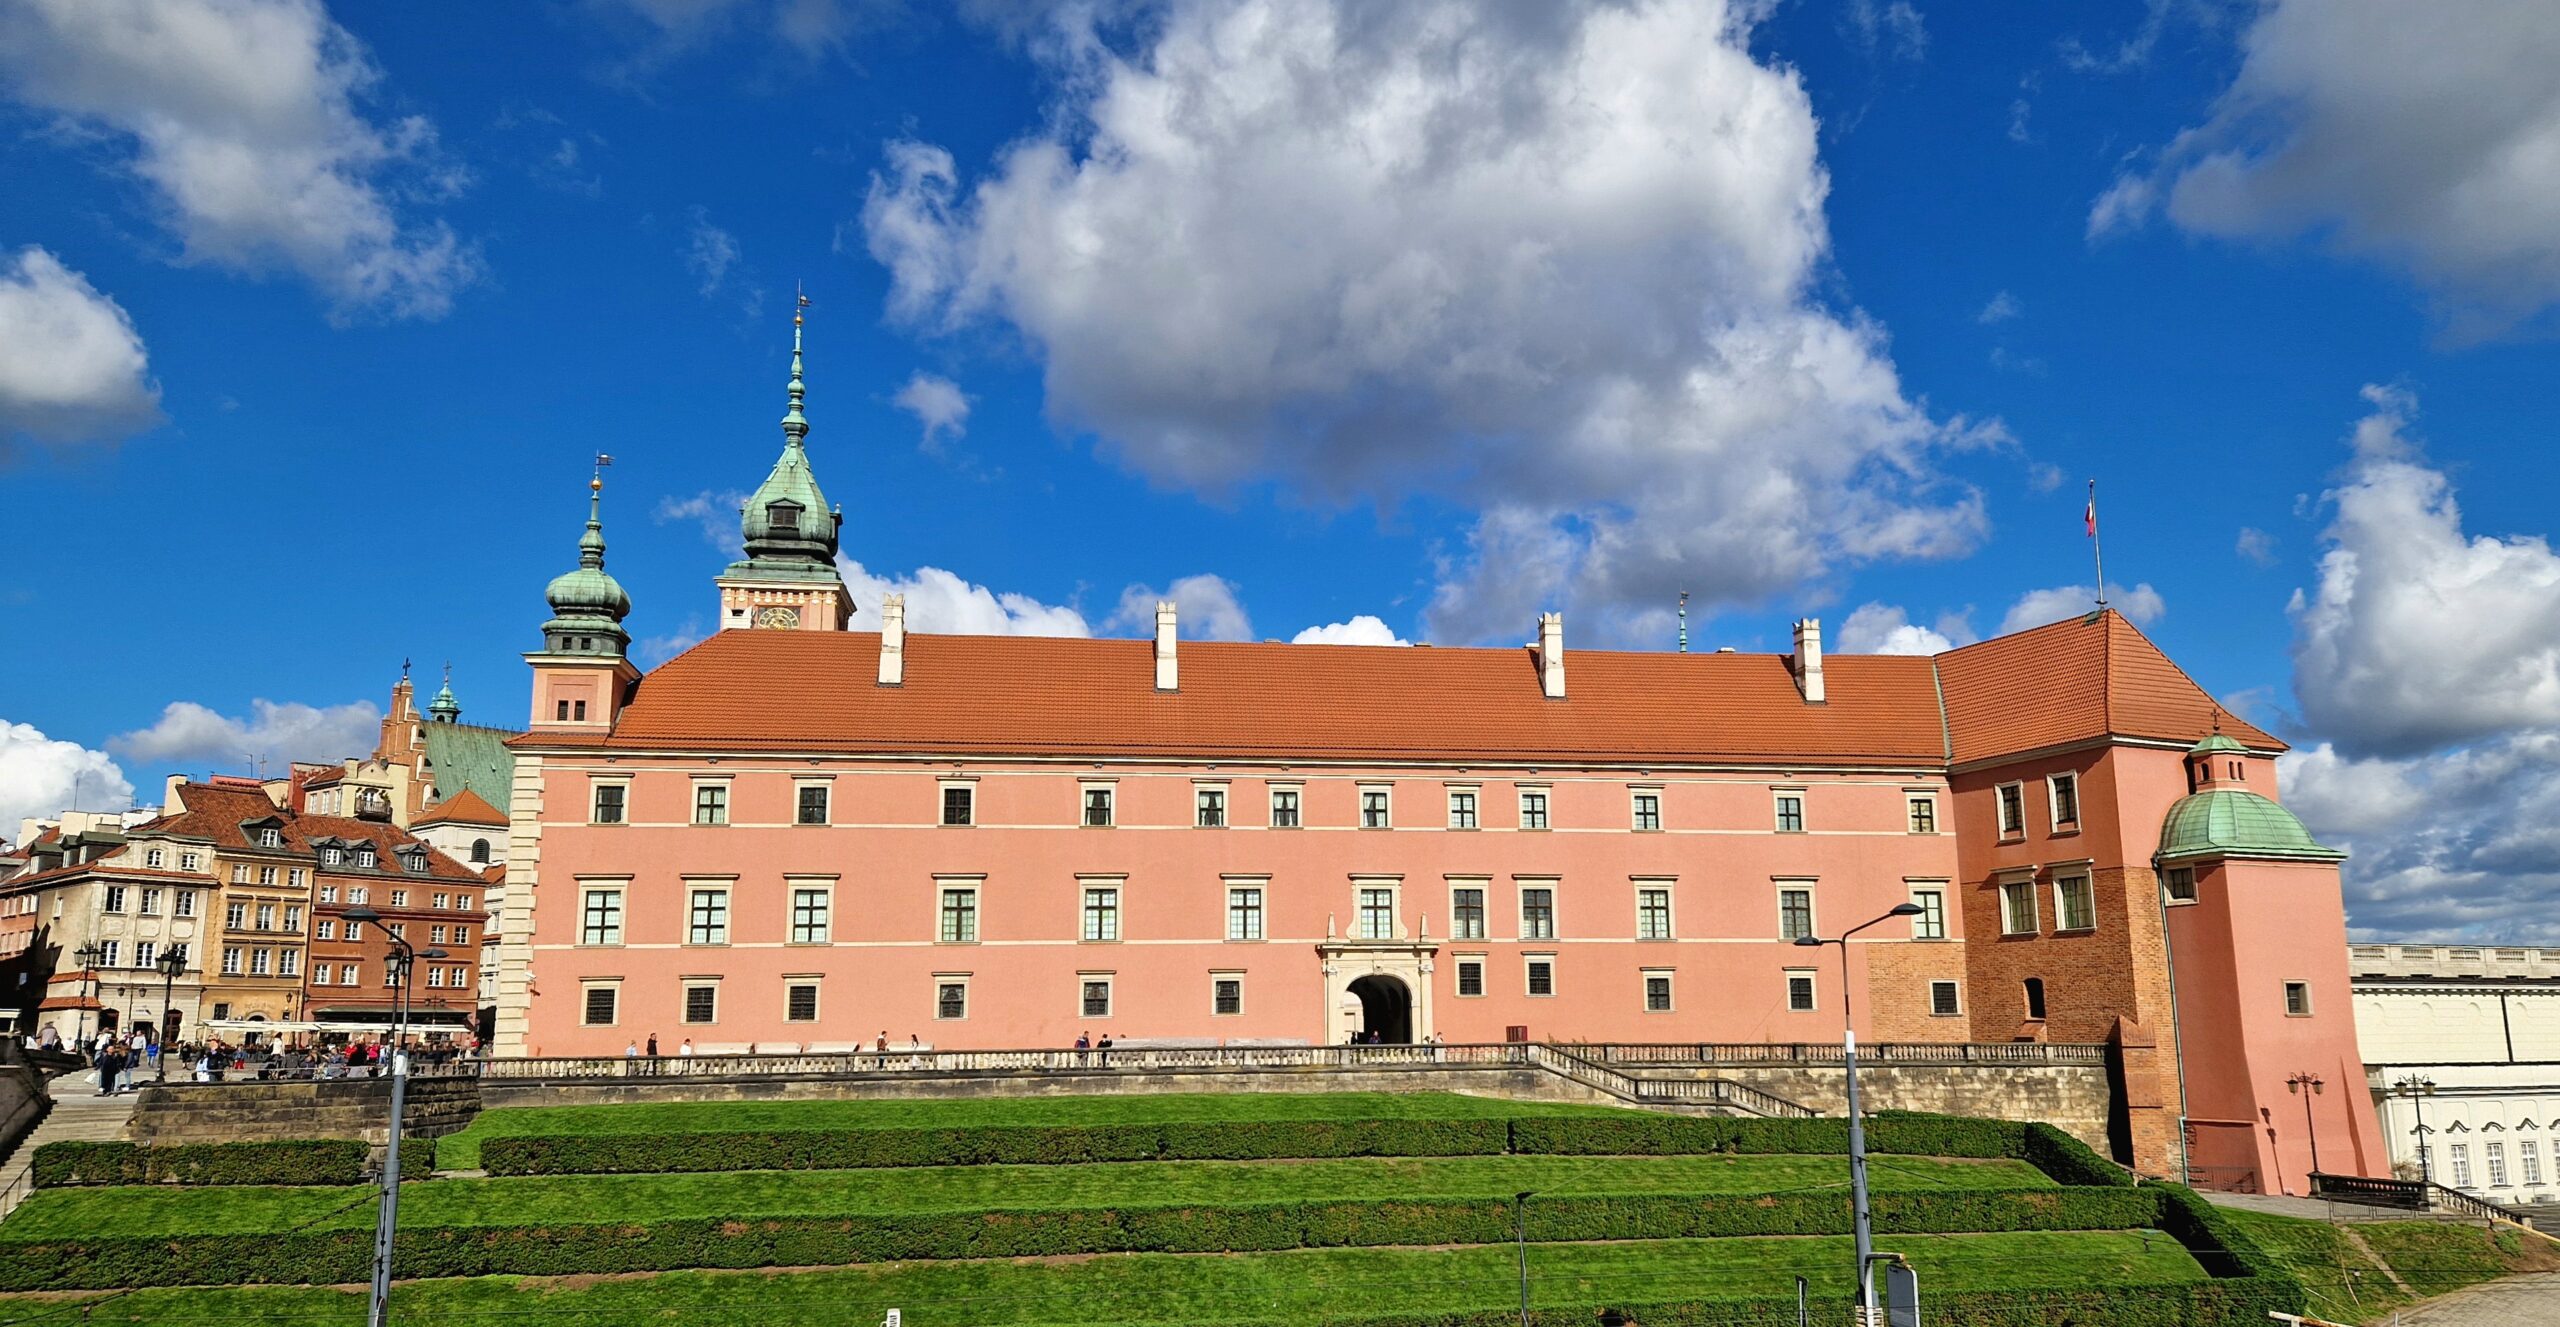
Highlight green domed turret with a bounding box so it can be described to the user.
[427,667,462,723]
[540,474,631,658]
[2157,732,2341,862]
[734,314,842,566]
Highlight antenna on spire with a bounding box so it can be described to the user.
[782,287,810,445]
[1677,591,1690,654]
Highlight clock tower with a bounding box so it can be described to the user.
[715,300,854,632]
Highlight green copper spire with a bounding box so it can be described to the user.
[733,294,845,568]
[427,662,461,723]
[542,458,631,657]
[782,297,809,443]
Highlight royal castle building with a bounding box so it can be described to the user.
[495,317,2387,1196]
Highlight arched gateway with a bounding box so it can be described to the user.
[1347,974,1414,1044]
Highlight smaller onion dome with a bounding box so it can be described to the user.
[540,473,631,657]
[427,668,461,723]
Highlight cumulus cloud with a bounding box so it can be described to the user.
[110,698,380,770]
[0,0,476,320]
[0,720,134,840]
[604,0,873,59]
[863,0,1991,645]
[891,371,969,451]
[0,248,162,449]
[1835,602,1971,655]
[655,488,746,557]
[684,208,740,297]
[2089,0,2560,336]
[1844,0,1927,62]
[2235,526,2277,567]
[1998,582,2164,636]
[2290,386,2560,757]
[1976,291,2022,324]
[1293,616,1410,647]
[2288,736,2560,944]
[837,556,1092,637]
[1110,574,1254,642]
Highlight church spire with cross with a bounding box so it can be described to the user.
[717,288,855,632]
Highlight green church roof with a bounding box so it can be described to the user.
[2157,789,2343,863]
[421,723,516,814]
[2189,732,2249,755]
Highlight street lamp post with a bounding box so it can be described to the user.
[154,947,187,1083]
[2392,1074,2438,1186]
[342,904,432,1327]
[2286,1072,2326,1188]
[1793,901,1927,1327]
[71,944,103,1047]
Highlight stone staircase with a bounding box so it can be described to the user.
[0,1069,137,1220]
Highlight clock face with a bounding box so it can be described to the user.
[755,606,802,629]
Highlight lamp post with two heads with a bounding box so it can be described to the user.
[2392,1074,2438,1186]
[2286,1072,2326,1189]
[339,905,446,1327]
[70,943,103,1047]
[154,946,186,1082]
[1793,901,1927,1327]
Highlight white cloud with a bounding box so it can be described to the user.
[654,488,746,557]
[684,207,740,297]
[109,698,380,770]
[1292,616,1409,647]
[2288,736,2560,944]
[1110,574,1254,642]
[0,247,162,448]
[2235,526,2277,567]
[604,0,870,59]
[2090,0,2560,336]
[891,371,969,450]
[1998,582,2164,636]
[0,0,476,320]
[863,0,1991,646]
[837,556,1092,637]
[1835,602,1971,655]
[1844,0,1927,62]
[0,720,133,840]
[2290,386,2560,757]
[1976,290,2022,324]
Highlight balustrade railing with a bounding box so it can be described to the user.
[1591,1041,2106,1068]
[2307,1171,2426,1210]
[477,1041,1536,1082]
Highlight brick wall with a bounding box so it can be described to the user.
[128,1075,480,1146]
[1866,940,1972,1041]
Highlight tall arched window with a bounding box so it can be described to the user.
[2023,977,2048,1020]
[470,839,491,864]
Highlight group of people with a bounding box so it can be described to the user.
[38,1020,482,1092]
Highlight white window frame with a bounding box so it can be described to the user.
[936,880,980,944]
[1517,785,1550,830]
[1997,876,2039,936]
[1211,971,1245,1017]
[1448,879,1490,941]
[1194,782,1229,829]
[2283,980,2313,1017]
[2486,1141,2507,1187]
[1077,971,1115,1019]
[1358,783,1392,830]
[1776,881,1816,942]
[933,974,970,1020]
[1634,880,1674,941]
[591,780,630,825]
[1518,877,1558,941]
[1224,878,1266,941]
[1908,883,1948,940]
[793,778,832,827]
[2162,866,2198,905]
[1080,877,1124,942]
[1995,782,2026,837]
[1906,792,1939,835]
[1630,787,1663,832]
[1641,968,1675,1013]
[2048,772,2082,831]
[1785,967,1818,1012]
[784,977,822,1024]
[579,980,621,1027]
[790,881,835,945]
[1524,953,1557,998]
[689,779,731,826]
[1454,954,1487,998]
[1267,783,1302,829]
[939,779,976,828]
[1080,781,1115,828]
[1772,788,1806,834]
[2055,873,2096,932]
[1353,878,1400,941]
[685,883,733,946]
[1447,785,1480,830]
[681,980,720,1026]
[1929,979,1963,1017]
[579,883,627,946]
[2450,1143,2472,1188]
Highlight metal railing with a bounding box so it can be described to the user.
[1527,1044,1820,1118]
[2308,1171,2426,1210]
[0,1159,33,1221]
[1591,1041,2107,1068]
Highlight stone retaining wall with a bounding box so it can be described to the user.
[482,1062,1614,1111]
[128,1076,481,1147]
[1630,1063,2113,1155]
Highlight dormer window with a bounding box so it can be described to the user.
[321,847,343,867]
[768,501,801,534]
[356,848,377,869]
[257,828,281,849]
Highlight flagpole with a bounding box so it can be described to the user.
[2088,479,2107,608]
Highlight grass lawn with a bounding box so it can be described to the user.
[2354,1218,2560,1299]
[0,1152,2050,1241]
[2218,1209,2410,1323]
[0,1230,2205,1326]
[434,1091,1633,1170]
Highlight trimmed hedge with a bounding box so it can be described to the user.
[1316,1278,2301,1327]
[0,1187,2160,1291]
[32,1140,375,1188]
[481,1118,1509,1175]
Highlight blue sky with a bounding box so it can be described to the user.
[5,1,2558,941]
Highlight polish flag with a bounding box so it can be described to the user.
[2084,496,2097,538]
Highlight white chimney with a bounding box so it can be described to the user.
[878,594,906,686]
[1536,612,1566,699]
[1155,600,1179,692]
[1793,617,1825,704]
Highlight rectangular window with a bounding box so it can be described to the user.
[786,983,820,1022]
[1636,887,1672,940]
[1082,786,1114,827]
[2451,1144,2472,1188]
[452,926,471,945]
[1082,887,1120,942]
[1526,956,1555,997]
[345,921,363,942]
[941,784,974,827]
[687,888,730,945]
[1456,958,1485,997]
[1213,976,1242,1016]
[592,784,627,824]
[936,979,968,1020]
[426,965,444,989]
[1911,887,1947,940]
[2486,1142,2508,1187]
[289,869,306,888]
[1226,887,1264,941]
[1356,886,1397,940]
[1643,972,1673,1012]
[1448,789,1478,829]
[1451,887,1487,940]
[284,905,302,931]
[138,887,162,914]
[1997,783,2025,835]
[1778,887,1814,941]
[2163,867,2198,903]
[316,919,336,941]
[133,941,156,969]
[1520,886,1556,941]
[1774,792,1805,833]
[104,886,128,913]
[226,902,246,930]
[938,888,977,943]
[1196,787,1227,828]
[580,889,624,945]
[1269,787,1301,828]
[432,893,449,911]
[1080,977,1113,1018]
[796,784,830,825]
[1519,789,1549,829]
[279,948,300,978]
[457,894,472,911]
[318,885,339,904]
[683,984,718,1025]
[350,886,369,904]
[793,887,834,944]
[582,985,618,1026]
[692,784,728,826]
[1999,880,2038,936]
[2520,1140,2542,1187]
[2056,875,2096,931]
[2050,773,2081,829]
[383,966,401,987]
[1908,795,1937,834]
[232,864,250,884]
[1930,980,1962,1017]
[2283,980,2313,1016]
[1360,787,1391,829]
[339,963,359,986]
[174,890,198,918]
[258,866,277,887]
[431,925,448,945]
[1632,791,1662,831]
[145,849,165,869]
[1786,970,1816,1012]
[220,946,241,976]
[388,890,408,908]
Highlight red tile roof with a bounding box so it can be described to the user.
[576,629,1952,767]
[296,815,482,881]
[413,788,506,828]
[1936,610,2280,765]
[147,784,303,852]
